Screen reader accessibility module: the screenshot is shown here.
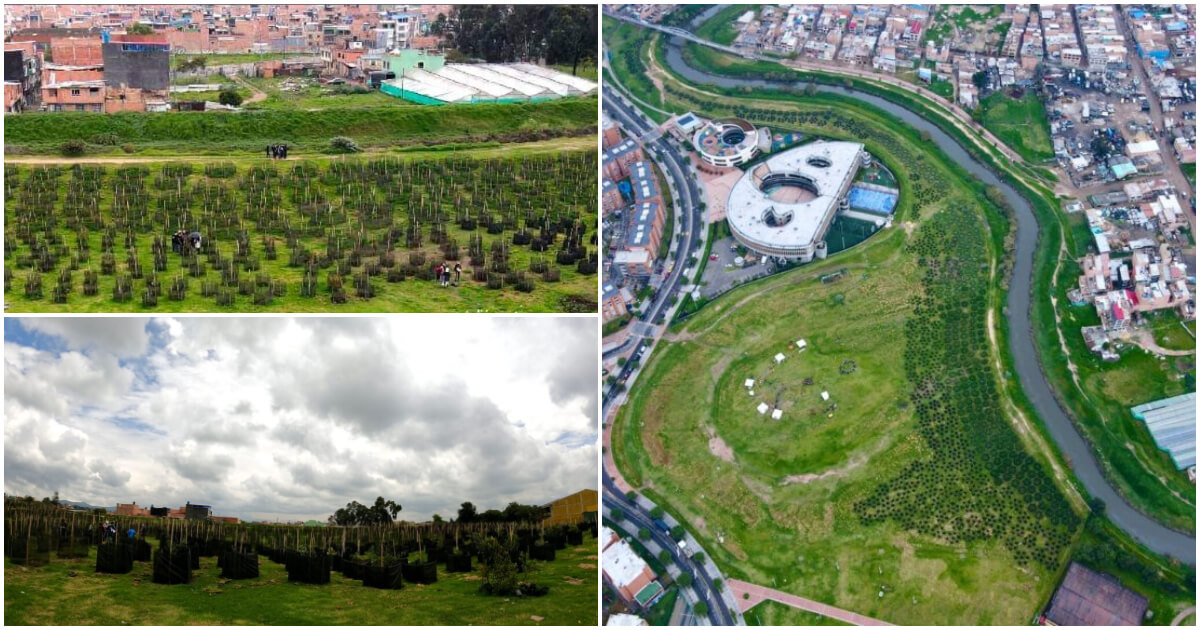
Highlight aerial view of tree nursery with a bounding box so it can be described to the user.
[4,498,599,625]
[2,153,598,313]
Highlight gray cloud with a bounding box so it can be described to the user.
[5,317,597,522]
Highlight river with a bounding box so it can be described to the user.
[661,38,1196,565]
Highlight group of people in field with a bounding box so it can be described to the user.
[96,520,138,543]
[434,263,462,287]
[266,144,289,160]
[172,230,202,254]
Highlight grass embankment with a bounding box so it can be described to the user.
[3,97,598,157]
[977,91,1055,163]
[3,535,599,625]
[692,5,748,46]
[4,150,598,314]
[602,17,668,123]
[611,86,1078,625]
[173,52,298,69]
[656,36,1195,535]
[1052,263,1196,532]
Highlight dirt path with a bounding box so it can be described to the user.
[233,74,268,104]
[1171,606,1195,626]
[4,136,596,165]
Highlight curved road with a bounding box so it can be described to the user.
[601,84,702,404]
[602,80,742,625]
[604,473,737,625]
[617,14,1195,564]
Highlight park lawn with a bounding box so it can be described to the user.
[743,601,849,626]
[1182,162,1195,186]
[3,535,599,626]
[977,91,1055,163]
[4,146,598,314]
[692,5,749,46]
[1055,261,1196,532]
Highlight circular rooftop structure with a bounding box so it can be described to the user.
[694,118,759,167]
[726,140,866,262]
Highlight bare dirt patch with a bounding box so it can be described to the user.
[707,428,736,463]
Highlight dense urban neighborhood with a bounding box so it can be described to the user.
[601,3,1194,626]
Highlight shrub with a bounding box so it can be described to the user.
[60,140,86,157]
[121,143,136,154]
[330,136,361,153]
[477,536,518,596]
[90,132,120,145]
[218,87,244,107]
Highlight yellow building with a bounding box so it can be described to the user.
[543,489,598,525]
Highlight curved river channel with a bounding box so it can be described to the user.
[660,37,1195,564]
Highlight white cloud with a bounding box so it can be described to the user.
[4,317,597,522]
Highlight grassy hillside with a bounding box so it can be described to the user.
[4,97,597,156]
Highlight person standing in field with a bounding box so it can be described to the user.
[454,262,462,286]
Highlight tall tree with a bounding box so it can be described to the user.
[330,496,402,526]
[457,501,478,523]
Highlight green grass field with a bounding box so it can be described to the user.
[1149,312,1196,351]
[4,97,597,157]
[977,91,1055,162]
[3,535,599,625]
[240,77,408,111]
[692,5,748,46]
[4,146,598,313]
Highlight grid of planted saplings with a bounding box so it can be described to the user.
[853,208,1080,569]
[5,500,597,598]
[3,152,598,310]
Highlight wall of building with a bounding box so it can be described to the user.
[102,42,169,90]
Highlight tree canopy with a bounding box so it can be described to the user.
[449,5,596,72]
[329,496,401,526]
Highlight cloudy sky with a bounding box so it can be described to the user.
[4,317,597,523]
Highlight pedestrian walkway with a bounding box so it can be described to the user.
[729,579,892,626]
